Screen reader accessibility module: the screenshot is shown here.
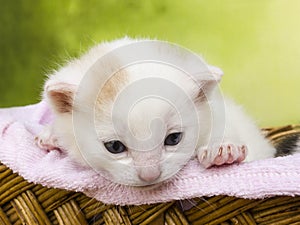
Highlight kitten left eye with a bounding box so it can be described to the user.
[164,132,183,146]
[104,140,127,154]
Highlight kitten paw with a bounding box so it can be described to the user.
[198,144,247,168]
[35,128,59,151]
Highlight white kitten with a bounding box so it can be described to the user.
[36,37,276,186]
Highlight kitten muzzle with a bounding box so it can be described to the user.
[137,165,161,183]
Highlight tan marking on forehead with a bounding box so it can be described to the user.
[96,69,128,111]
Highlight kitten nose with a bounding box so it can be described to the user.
[138,167,161,183]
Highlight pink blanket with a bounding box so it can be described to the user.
[0,102,299,205]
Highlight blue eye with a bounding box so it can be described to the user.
[164,132,183,146]
[104,140,127,154]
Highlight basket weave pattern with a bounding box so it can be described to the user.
[0,125,299,225]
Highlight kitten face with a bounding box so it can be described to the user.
[90,64,200,186]
[45,38,222,186]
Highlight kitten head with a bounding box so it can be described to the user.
[45,38,223,186]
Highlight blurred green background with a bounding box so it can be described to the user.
[0,0,299,126]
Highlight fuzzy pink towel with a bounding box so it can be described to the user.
[0,102,299,205]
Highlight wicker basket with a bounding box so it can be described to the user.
[0,125,299,225]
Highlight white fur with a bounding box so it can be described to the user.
[38,37,276,186]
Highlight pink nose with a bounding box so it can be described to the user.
[138,167,161,183]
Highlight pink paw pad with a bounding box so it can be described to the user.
[198,144,247,168]
[34,136,59,151]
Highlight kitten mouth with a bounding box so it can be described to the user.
[130,182,163,190]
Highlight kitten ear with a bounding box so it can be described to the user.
[45,82,76,113]
[195,65,223,102]
[207,65,224,79]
